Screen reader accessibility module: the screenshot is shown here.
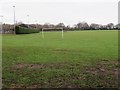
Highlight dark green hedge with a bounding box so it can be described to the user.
[15,26,39,34]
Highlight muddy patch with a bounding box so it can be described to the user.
[84,59,118,75]
[12,63,47,69]
[84,59,119,87]
[53,48,81,53]
[53,48,68,52]
[13,64,28,69]
[12,62,68,69]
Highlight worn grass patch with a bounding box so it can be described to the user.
[2,59,118,88]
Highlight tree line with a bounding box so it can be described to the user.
[2,22,120,33]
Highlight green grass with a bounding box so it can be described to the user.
[2,30,118,88]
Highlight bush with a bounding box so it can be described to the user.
[15,26,39,34]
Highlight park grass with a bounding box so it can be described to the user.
[2,30,119,88]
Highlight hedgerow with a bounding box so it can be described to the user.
[15,26,39,34]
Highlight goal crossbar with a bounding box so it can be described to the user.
[42,27,63,30]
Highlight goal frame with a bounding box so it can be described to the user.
[41,27,64,39]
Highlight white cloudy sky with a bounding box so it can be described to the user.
[0,0,119,26]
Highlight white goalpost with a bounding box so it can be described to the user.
[41,28,64,39]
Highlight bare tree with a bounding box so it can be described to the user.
[90,23,100,30]
[56,23,65,28]
[43,23,51,28]
[106,23,114,30]
[116,23,120,29]
[77,22,89,30]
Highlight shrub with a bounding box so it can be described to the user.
[15,26,39,34]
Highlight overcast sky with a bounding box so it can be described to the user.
[0,0,119,26]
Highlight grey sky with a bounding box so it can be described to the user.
[0,0,119,26]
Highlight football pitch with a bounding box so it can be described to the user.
[2,30,118,88]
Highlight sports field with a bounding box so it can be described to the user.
[2,30,118,88]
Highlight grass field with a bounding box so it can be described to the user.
[2,30,118,88]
